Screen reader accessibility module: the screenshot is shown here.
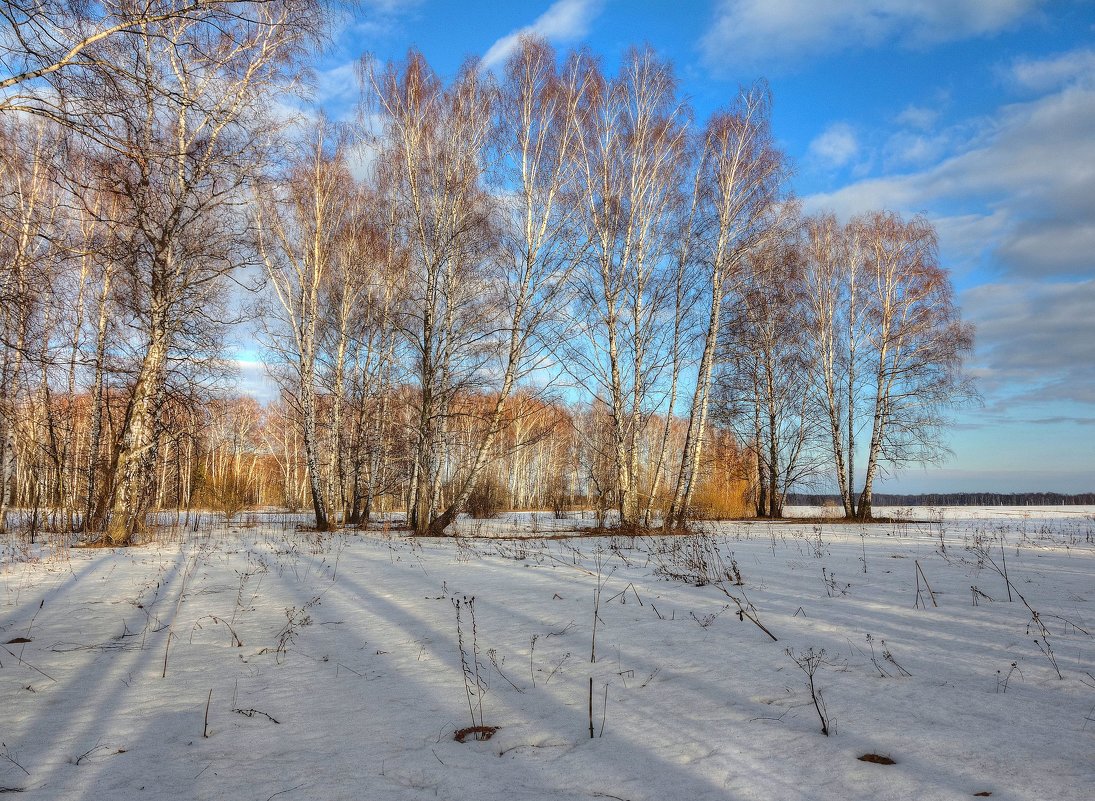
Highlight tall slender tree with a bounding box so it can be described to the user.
[366,51,498,535]
[567,46,688,525]
[83,4,309,541]
[257,120,354,531]
[667,84,787,528]
[803,211,975,519]
[718,230,824,517]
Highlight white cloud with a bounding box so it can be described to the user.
[315,62,360,108]
[805,79,1095,277]
[1010,47,1095,92]
[323,1,423,47]
[895,104,940,130]
[929,211,1009,277]
[807,122,859,168]
[883,130,951,168]
[481,0,604,70]
[701,0,1044,70]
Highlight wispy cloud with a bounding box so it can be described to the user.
[805,74,1095,279]
[333,0,424,38]
[807,122,859,169]
[315,61,360,109]
[1011,47,1095,92]
[881,130,951,168]
[481,0,604,70]
[895,103,941,131]
[701,0,1045,71]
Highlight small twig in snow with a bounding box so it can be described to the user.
[265,784,305,801]
[0,746,30,776]
[0,646,54,683]
[233,708,280,724]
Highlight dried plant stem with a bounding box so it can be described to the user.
[600,682,609,737]
[1000,543,1013,602]
[588,676,594,739]
[163,554,199,678]
[914,560,937,608]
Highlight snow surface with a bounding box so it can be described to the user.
[1,508,1093,800]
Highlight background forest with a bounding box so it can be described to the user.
[0,2,974,541]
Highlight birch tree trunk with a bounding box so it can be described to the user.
[108,301,169,541]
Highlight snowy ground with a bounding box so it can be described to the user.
[1,508,1092,800]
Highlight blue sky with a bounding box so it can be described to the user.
[241,0,1095,494]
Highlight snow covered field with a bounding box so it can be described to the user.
[1,508,1092,800]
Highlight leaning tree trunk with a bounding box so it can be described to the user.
[427,321,525,536]
[108,311,170,544]
[668,269,724,529]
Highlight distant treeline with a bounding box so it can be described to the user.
[787,492,1095,507]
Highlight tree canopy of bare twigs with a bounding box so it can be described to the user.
[0,28,975,535]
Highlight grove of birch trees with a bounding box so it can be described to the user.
[0,16,974,540]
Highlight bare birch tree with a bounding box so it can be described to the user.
[855,211,975,518]
[666,84,787,528]
[803,212,860,517]
[0,1,323,134]
[417,37,592,534]
[803,211,975,519]
[321,176,406,526]
[0,118,65,533]
[717,230,824,517]
[256,120,353,531]
[76,4,309,541]
[568,46,688,526]
[366,51,499,535]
